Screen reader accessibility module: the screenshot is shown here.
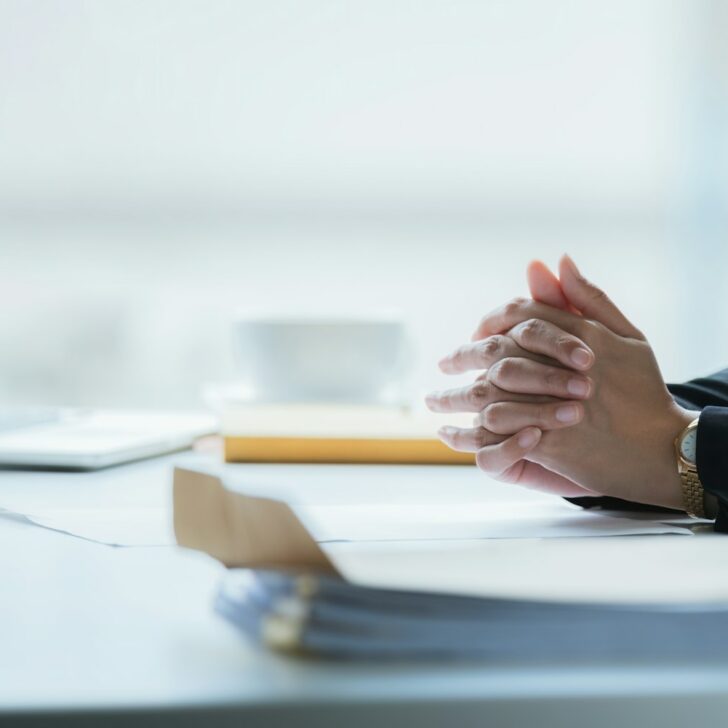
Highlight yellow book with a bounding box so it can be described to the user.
[221,404,474,465]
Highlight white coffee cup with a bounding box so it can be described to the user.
[232,314,411,405]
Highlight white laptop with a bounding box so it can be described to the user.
[0,408,217,470]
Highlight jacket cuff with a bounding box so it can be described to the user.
[697,407,728,503]
[715,501,728,533]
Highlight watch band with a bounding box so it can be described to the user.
[681,468,706,519]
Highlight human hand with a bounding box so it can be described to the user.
[465,256,696,509]
[426,262,597,497]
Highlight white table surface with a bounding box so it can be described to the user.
[1,452,728,727]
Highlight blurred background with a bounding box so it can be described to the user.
[1,0,726,409]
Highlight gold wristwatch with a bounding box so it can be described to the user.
[675,417,705,518]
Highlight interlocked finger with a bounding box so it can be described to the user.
[486,357,592,399]
[477,400,584,435]
[507,318,594,371]
[473,297,589,341]
[426,378,555,414]
[475,427,542,480]
[437,425,505,453]
[439,335,552,375]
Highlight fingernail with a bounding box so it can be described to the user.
[567,378,589,397]
[556,404,580,423]
[518,428,541,448]
[438,426,455,439]
[571,347,593,368]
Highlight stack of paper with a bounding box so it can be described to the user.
[215,569,728,660]
[173,467,728,661]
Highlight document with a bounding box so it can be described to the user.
[0,460,693,548]
[215,567,728,660]
[297,501,691,542]
[174,468,728,606]
[15,508,172,547]
[173,467,728,663]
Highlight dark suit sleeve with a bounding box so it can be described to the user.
[567,369,728,532]
[667,368,728,410]
[668,369,728,531]
[696,406,728,532]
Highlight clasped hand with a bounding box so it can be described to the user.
[426,255,697,510]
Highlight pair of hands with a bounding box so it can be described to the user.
[426,255,696,511]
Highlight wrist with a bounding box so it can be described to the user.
[651,406,699,511]
[669,407,702,513]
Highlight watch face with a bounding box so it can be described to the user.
[680,427,698,464]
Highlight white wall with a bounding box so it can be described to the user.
[1,0,726,408]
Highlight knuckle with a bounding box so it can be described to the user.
[558,336,584,360]
[519,318,543,340]
[468,381,493,407]
[536,404,552,426]
[449,428,464,447]
[504,297,528,318]
[480,403,502,430]
[492,357,518,383]
[555,334,574,351]
[478,335,504,362]
[474,428,490,449]
[575,318,598,342]
[543,367,565,390]
[485,362,500,384]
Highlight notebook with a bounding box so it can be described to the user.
[221,404,474,465]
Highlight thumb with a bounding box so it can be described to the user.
[526,260,570,310]
[558,254,643,339]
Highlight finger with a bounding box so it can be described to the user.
[471,426,595,496]
[477,400,584,435]
[507,319,594,371]
[437,425,505,452]
[487,357,592,399]
[425,379,554,414]
[500,460,596,496]
[527,260,570,310]
[475,427,542,477]
[438,335,553,375]
[558,254,644,340]
[472,297,586,342]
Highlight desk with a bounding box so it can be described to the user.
[1,453,727,727]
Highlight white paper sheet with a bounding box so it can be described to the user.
[298,501,692,542]
[0,455,695,547]
[0,499,692,549]
[0,507,172,546]
[327,534,728,604]
[24,509,173,546]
